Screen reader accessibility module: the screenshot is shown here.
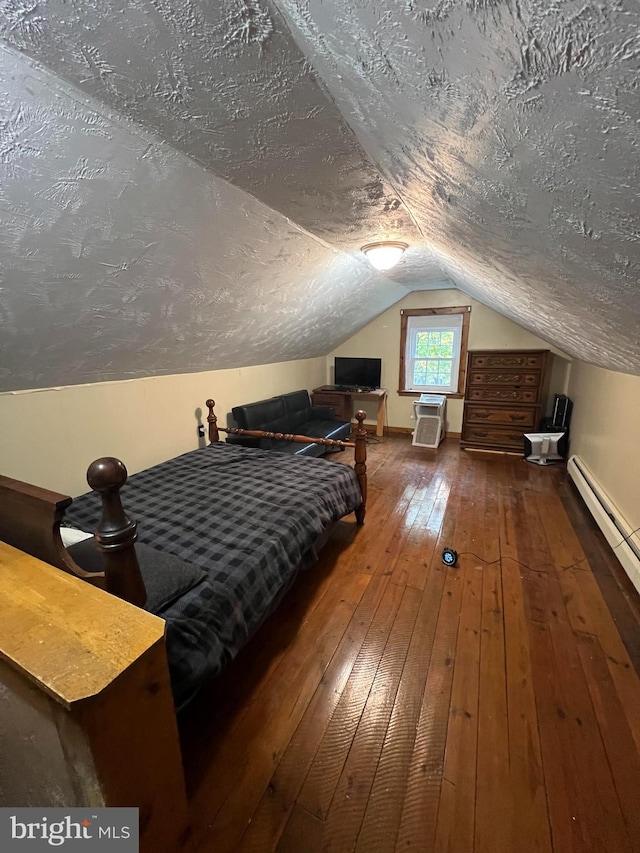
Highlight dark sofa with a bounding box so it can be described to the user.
[229,390,352,457]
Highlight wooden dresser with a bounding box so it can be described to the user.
[461,349,551,453]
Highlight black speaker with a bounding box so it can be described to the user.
[442,547,458,567]
[552,394,572,429]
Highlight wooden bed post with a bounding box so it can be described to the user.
[87,458,147,608]
[354,410,368,525]
[206,398,220,442]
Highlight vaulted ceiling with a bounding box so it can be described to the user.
[0,0,638,391]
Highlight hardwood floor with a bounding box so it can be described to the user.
[178,435,640,853]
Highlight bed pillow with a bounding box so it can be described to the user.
[66,537,206,614]
[60,526,94,546]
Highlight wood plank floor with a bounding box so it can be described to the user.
[178,435,640,853]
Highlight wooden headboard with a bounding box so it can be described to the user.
[0,458,146,607]
[0,473,104,587]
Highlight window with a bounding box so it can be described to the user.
[399,307,470,396]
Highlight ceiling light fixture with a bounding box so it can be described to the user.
[361,241,408,271]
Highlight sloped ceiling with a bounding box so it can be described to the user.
[0,0,638,391]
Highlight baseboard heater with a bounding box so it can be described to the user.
[567,455,640,595]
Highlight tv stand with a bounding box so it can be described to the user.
[312,387,387,437]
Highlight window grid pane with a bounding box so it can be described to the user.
[403,312,467,393]
[414,331,455,358]
[412,358,453,387]
[412,322,455,388]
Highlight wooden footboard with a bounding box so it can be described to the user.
[205,398,368,524]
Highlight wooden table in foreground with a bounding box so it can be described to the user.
[312,387,387,437]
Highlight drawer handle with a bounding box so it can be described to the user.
[474,412,490,419]
[509,414,527,422]
[473,430,488,437]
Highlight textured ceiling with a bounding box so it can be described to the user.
[0,0,638,390]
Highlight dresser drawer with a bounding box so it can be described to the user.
[468,370,541,388]
[469,352,546,370]
[464,405,537,428]
[461,424,527,451]
[467,386,539,403]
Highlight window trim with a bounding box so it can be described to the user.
[398,306,471,398]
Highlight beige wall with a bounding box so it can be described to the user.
[328,289,571,432]
[567,361,640,533]
[0,358,326,496]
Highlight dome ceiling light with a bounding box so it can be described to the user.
[361,241,408,271]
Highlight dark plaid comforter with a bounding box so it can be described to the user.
[65,443,362,707]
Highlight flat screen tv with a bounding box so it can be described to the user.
[523,432,568,466]
[334,357,382,390]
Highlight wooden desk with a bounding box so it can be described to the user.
[312,387,387,437]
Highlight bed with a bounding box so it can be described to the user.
[0,402,368,708]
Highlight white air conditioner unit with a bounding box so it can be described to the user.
[412,414,444,448]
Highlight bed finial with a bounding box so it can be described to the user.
[87,457,128,492]
[87,457,146,608]
[353,410,368,525]
[206,399,219,443]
